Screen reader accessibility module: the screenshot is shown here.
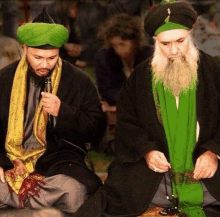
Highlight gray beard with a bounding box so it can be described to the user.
[151,38,199,96]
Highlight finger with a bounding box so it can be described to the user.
[209,171,216,178]
[0,169,5,183]
[149,160,169,172]
[197,168,211,179]
[158,153,171,167]
[42,102,51,108]
[41,92,52,98]
[193,158,203,178]
[0,175,5,183]
[151,166,167,173]
[154,157,170,169]
[194,161,209,179]
[205,171,215,179]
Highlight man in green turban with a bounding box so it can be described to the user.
[73,1,220,217]
[0,8,105,215]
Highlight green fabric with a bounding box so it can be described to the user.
[152,80,206,217]
[161,0,176,4]
[155,22,189,36]
[17,23,68,48]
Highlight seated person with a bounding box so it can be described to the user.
[0,36,23,70]
[95,13,153,150]
[102,1,220,216]
[74,1,220,216]
[47,0,107,68]
[0,8,105,215]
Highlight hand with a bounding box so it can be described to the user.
[101,101,117,125]
[13,159,27,176]
[194,150,218,180]
[64,43,82,57]
[145,150,171,173]
[41,92,61,117]
[75,60,87,68]
[101,101,116,113]
[0,167,5,183]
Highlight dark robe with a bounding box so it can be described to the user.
[95,46,154,106]
[0,59,106,196]
[74,51,220,217]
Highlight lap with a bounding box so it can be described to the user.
[0,174,88,213]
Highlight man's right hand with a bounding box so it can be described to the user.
[0,167,5,183]
[145,150,171,173]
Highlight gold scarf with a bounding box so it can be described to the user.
[5,55,62,194]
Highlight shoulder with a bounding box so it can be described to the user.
[198,50,220,78]
[133,57,152,77]
[61,59,95,86]
[141,45,154,59]
[0,61,19,80]
[124,58,152,89]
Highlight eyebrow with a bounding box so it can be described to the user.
[34,54,58,58]
[161,37,185,43]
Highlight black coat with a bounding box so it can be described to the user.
[101,51,220,216]
[95,46,154,106]
[0,60,106,195]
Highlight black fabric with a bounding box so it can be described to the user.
[95,46,154,105]
[0,59,106,195]
[32,7,55,24]
[144,1,197,36]
[75,51,220,216]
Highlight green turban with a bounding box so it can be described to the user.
[17,8,68,48]
[17,23,68,48]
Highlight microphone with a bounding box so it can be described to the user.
[45,77,54,128]
[45,77,52,93]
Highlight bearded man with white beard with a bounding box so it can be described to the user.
[73,0,220,217]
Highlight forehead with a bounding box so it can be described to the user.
[156,29,189,42]
[27,47,59,57]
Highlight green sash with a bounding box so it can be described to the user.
[153,80,206,216]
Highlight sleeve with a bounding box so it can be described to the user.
[197,53,220,157]
[115,71,161,164]
[199,97,220,157]
[54,76,106,145]
[0,70,14,170]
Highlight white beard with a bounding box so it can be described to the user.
[151,36,199,96]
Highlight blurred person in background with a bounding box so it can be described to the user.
[47,0,106,68]
[191,0,220,57]
[95,13,153,153]
[0,36,23,70]
[0,0,19,39]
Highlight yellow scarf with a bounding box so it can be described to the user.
[5,55,62,194]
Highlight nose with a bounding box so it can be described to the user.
[41,59,48,68]
[170,43,178,56]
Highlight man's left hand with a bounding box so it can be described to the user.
[193,150,218,180]
[41,92,61,117]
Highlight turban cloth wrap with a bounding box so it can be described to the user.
[144,1,197,36]
[17,23,69,48]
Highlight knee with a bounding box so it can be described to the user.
[56,176,88,213]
